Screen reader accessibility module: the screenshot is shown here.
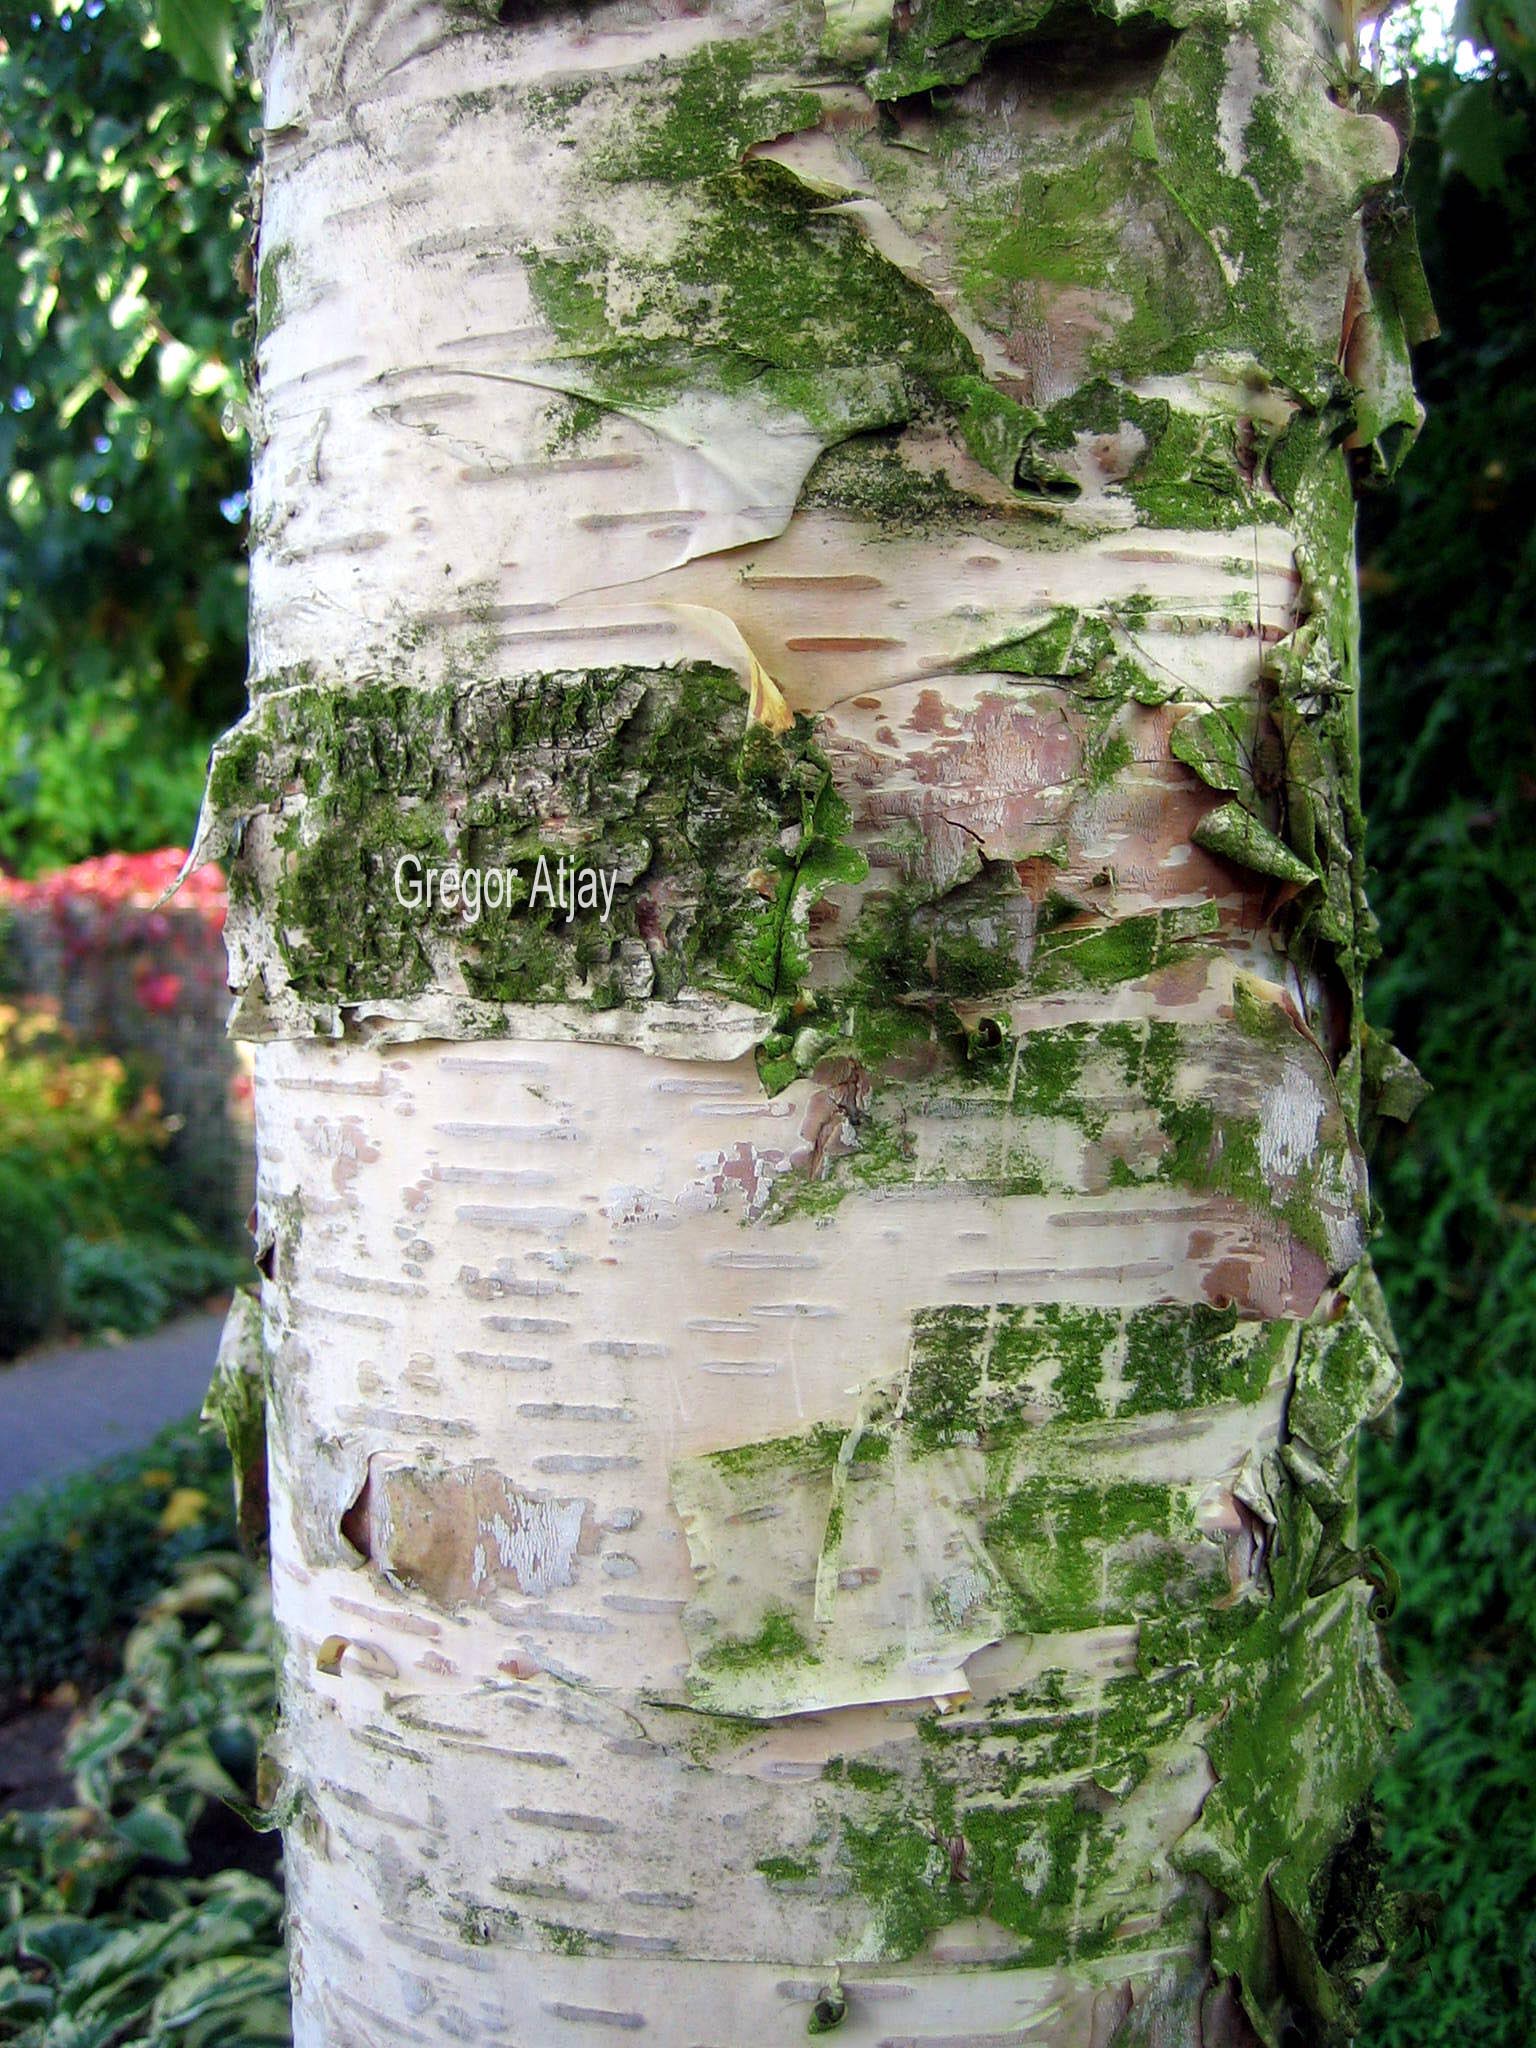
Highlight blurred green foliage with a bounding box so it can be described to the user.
[0,1421,236,1706]
[59,1236,243,1343]
[0,0,258,873]
[1458,0,1536,93]
[0,1547,286,2045]
[1357,59,1536,2047]
[0,1164,64,1359]
[0,1000,171,1241]
[0,997,240,1353]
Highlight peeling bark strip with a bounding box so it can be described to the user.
[231,0,1425,2041]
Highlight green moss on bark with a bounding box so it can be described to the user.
[206,663,863,1018]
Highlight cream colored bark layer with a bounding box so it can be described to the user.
[220,0,1420,2041]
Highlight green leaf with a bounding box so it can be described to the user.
[1457,0,1536,87]
[58,1917,184,2010]
[156,0,235,95]
[63,1699,143,1773]
[195,1869,285,1931]
[27,2011,118,2048]
[150,1730,245,1803]
[14,1914,112,1976]
[0,1964,55,2019]
[1438,80,1525,194]
[113,1798,190,1867]
[149,1955,291,2031]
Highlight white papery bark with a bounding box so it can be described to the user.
[214,1,1424,2040]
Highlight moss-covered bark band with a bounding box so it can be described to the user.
[203,662,863,1028]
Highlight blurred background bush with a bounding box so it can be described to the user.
[1355,39,1536,2042]
[0,0,251,876]
[0,0,256,1359]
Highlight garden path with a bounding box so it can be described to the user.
[0,1311,224,1508]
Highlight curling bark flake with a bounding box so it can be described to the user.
[209,0,1431,2040]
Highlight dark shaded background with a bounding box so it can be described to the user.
[1356,57,1536,2043]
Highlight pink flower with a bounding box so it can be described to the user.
[135,970,183,1015]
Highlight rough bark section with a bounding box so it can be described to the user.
[229,0,1422,2041]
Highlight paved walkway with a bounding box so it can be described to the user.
[0,1311,226,1511]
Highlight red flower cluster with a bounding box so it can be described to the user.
[0,849,226,917]
[1,851,229,1016]
[135,971,185,1016]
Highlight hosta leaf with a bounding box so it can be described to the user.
[58,1916,183,2007]
[149,1732,243,1803]
[0,1964,55,2018]
[113,1800,190,1868]
[191,1871,284,1934]
[148,1955,290,2031]
[14,1914,111,1975]
[29,2011,120,2048]
[64,1701,143,1773]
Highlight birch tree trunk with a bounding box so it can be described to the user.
[199,0,1432,2039]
